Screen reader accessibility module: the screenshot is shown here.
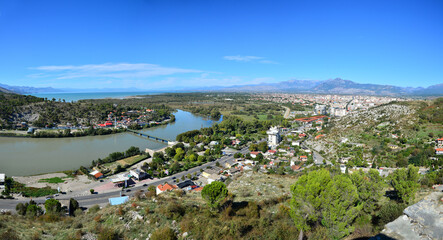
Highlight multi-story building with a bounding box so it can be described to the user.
[267,126,281,147]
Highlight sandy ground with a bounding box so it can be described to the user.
[13,173,104,195]
[11,147,168,199]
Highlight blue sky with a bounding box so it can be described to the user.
[0,0,442,90]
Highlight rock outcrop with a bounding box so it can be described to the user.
[381,192,443,240]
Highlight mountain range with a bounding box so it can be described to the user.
[0,78,442,96]
[213,78,443,96]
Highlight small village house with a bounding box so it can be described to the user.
[129,168,148,180]
[0,173,5,189]
[156,183,178,195]
[89,170,104,179]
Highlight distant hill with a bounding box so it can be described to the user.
[214,78,443,96]
[0,83,62,94]
[0,86,16,94]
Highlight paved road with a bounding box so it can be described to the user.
[282,106,291,119]
[0,147,250,212]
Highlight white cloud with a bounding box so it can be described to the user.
[223,55,264,62]
[30,63,202,80]
[223,55,277,64]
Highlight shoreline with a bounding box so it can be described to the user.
[0,114,176,139]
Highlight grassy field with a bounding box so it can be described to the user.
[100,155,149,173]
[228,171,296,202]
[116,155,147,166]
[38,177,66,184]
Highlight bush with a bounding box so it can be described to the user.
[160,201,185,220]
[45,199,61,214]
[97,227,119,240]
[88,205,100,214]
[375,201,406,227]
[0,229,20,240]
[151,226,177,240]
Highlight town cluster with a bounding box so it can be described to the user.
[254,93,404,117]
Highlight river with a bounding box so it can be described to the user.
[0,110,220,176]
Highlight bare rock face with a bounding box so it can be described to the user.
[381,192,443,240]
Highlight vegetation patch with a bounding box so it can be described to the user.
[38,177,66,184]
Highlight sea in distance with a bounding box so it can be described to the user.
[32,91,162,102]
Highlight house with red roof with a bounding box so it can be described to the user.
[156,183,178,195]
[300,156,308,161]
[437,138,443,147]
[231,139,241,145]
[267,150,277,154]
[315,134,325,140]
[436,148,443,155]
[291,165,301,171]
[299,133,306,138]
[89,170,104,179]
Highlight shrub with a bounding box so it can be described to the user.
[117,206,124,216]
[145,189,156,199]
[151,226,177,240]
[44,199,62,214]
[88,205,100,214]
[16,203,27,215]
[174,190,185,197]
[0,228,20,240]
[73,208,83,217]
[93,214,102,222]
[97,227,119,240]
[375,201,406,227]
[160,201,185,220]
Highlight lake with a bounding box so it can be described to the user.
[0,110,220,176]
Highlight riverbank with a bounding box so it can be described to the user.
[0,110,217,176]
[0,114,176,139]
[8,146,170,200]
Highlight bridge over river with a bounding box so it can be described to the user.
[126,129,176,145]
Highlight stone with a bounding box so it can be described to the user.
[382,192,443,240]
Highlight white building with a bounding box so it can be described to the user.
[267,126,281,147]
[130,169,148,180]
[314,104,327,115]
[0,173,5,189]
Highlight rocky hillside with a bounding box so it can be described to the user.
[310,98,443,167]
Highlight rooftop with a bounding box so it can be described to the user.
[109,196,129,206]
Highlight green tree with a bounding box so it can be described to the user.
[258,141,268,153]
[290,169,331,231]
[350,169,385,215]
[321,174,361,239]
[45,199,61,214]
[26,203,43,217]
[249,144,258,151]
[390,165,420,203]
[15,202,27,215]
[174,148,185,161]
[69,198,79,216]
[201,181,228,210]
